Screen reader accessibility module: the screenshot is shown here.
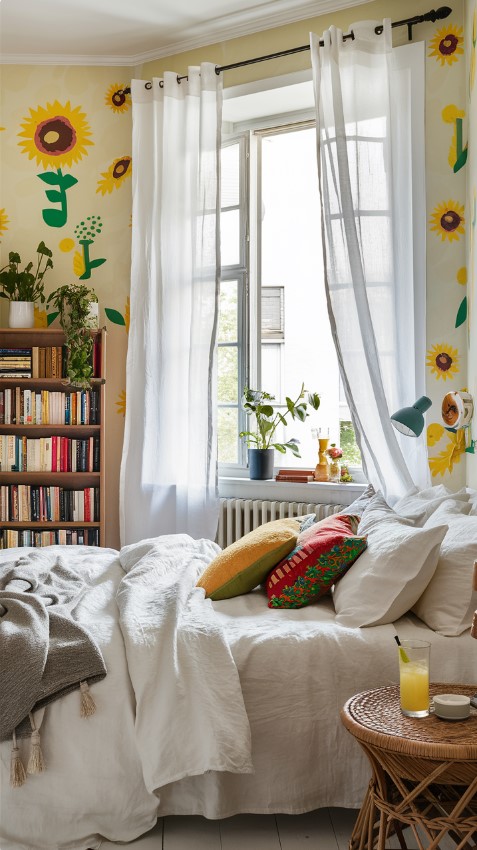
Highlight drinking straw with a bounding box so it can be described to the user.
[394,634,410,663]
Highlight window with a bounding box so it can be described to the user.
[218,97,361,473]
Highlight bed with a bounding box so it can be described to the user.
[1,485,477,850]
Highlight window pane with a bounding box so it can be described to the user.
[218,407,238,463]
[221,143,240,208]
[221,209,240,266]
[218,280,238,342]
[340,420,362,467]
[218,346,238,403]
[260,127,341,468]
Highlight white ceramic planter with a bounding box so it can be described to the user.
[9,301,35,328]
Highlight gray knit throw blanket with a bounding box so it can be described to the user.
[0,550,107,744]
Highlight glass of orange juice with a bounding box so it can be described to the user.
[398,639,430,718]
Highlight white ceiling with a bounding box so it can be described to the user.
[0,0,369,66]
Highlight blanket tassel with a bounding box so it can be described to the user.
[80,681,96,718]
[10,731,26,788]
[27,714,45,775]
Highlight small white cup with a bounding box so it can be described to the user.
[433,693,470,720]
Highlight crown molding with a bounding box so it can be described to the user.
[0,0,371,67]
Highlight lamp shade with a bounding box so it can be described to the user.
[390,396,432,437]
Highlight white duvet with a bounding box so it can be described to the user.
[1,536,476,850]
[0,536,252,850]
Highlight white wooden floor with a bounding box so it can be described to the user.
[101,808,358,849]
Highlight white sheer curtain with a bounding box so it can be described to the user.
[120,65,222,545]
[311,21,430,503]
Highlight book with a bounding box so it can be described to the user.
[275,474,314,482]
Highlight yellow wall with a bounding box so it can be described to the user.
[0,0,472,550]
[465,0,477,486]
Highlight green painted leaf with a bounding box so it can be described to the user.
[38,171,62,185]
[455,296,468,328]
[47,311,60,326]
[42,208,66,227]
[61,174,78,190]
[45,189,63,203]
[105,308,126,326]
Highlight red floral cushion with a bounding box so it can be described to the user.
[266,514,366,609]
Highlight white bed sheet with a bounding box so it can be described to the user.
[155,589,477,817]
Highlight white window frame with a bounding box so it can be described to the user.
[219,70,367,498]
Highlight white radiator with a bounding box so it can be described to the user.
[217,498,345,548]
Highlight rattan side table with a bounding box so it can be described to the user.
[341,683,477,850]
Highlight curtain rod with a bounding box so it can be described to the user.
[121,5,451,93]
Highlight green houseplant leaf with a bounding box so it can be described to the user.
[0,242,54,302]
[239,383,320,457]
[46,283,99,389]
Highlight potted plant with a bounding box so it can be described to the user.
[46,283,99,388]
[240,384,320,479]
[0,241,53,328]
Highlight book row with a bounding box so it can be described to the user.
[0,485,100,522]
[0,388,100,425]
[0,435,100,473]
[0,528,100,548]
[0,342,102,379]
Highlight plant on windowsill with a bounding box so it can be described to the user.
[46,283,100,389]
[0,241,53,327]
[240,384,321,480]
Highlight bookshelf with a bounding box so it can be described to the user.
[0,327,106,548]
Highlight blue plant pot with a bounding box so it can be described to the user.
[248,448,275,480]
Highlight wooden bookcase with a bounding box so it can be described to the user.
[0,327,106,548]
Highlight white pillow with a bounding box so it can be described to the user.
[337,484,375,518]
[393,485,470,527]
[412,500,477,636]
[333,494,448,628]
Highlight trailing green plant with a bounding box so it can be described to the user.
[0,242,53,302]
[47,283,99,389]
[240,384,320,457]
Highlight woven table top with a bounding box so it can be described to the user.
[341,684,477,761]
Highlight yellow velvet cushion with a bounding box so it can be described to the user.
[197,518,301,600]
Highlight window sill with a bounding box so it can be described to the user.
[218,475,365,505]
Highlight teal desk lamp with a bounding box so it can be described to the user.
[390,396,432,437]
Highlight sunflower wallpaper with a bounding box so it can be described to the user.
[0,0,475,547]
[465,0,477,488]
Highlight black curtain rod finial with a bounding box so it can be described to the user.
[427,6,453,22]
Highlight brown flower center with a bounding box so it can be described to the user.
[439,34,458,55]
[440,210,462,232]
[436,352,453,371]
[35,116,76,155]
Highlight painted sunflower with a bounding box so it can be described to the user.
[429,200,465,242]
[18,100,93,169]
[427,422,445,447]
[0,208,10,236]
[116,390,126,417]
[456,266,467,285]
[105,83,131,113]
[96,156,132,195]
[426,343,459,381]
[429,430,465,477]
[428,24,464,65]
